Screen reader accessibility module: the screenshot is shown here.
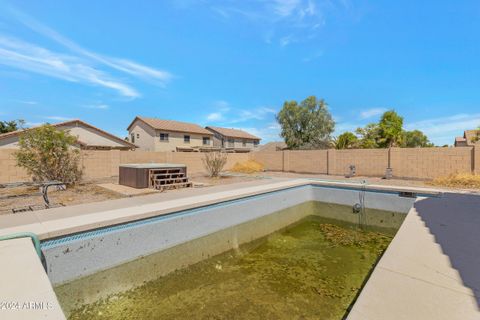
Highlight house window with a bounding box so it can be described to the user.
[228,138,234,147]
[242,140,247,147]
[131,133,135,144]
[136,133,140,139]
[203,137,210,145]
[160,133,169,142]
[184,135,190,143]
[254,140,259,147]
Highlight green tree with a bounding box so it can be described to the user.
[14,125,82,184]
[335,132,358,149]
[403,130,434,148]
[377,110,404,147]
[355,123,380,148]
[473,126,480,143]
[276,96,335,149]
[0,119,24,133]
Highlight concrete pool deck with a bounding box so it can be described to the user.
[348,193,480,320]
[0,238,65,320]
[0,178,479,319]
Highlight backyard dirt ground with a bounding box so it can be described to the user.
[0,173,262,215]
[0,171,478,215]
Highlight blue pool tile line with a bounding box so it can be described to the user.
[40,183,436,249]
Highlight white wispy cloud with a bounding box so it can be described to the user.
[11,8,173,84]
[213,100,230,109]
[405,113,480,145]
[0,36,140,98]
[210,0,336,46]
[16,100,38,105]
[334,121,361,134]
[233,125,281,142]
[206,112,223,121]
[359,108,387,119]
[279,35,294,47]
[44,116,73,121]
[83,104,109,110]
[0,7,173,98]
[25,121,44,127]
[204,101,277,127]
[273,0,302,17]
[303,50,323,62]
[229,107,277,124]
[205,100,231,122]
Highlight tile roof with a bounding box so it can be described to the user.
[205,126,260,140]
[464,130,479,145]
[129,117,213,135]
[0,119,136,148]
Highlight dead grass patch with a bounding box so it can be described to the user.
[428,173,480,189]
[230,160,265,174]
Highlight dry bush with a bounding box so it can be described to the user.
[230,160,264,174]
[429,173,480,189]
[202,152,228,177]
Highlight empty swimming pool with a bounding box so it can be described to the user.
[39,183,429,319]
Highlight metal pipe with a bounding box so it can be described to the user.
[0,232,42,259]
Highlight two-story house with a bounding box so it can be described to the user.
[454,130,480,147]
[127,117,215,152]
[206,126,261,152]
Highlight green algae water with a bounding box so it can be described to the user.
[69,216,392,320]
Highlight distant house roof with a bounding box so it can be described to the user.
[128,116,213,135]
[0,119,136,150]
[205,126,260,140]
[255,141,287,152]
[455,129,479,147]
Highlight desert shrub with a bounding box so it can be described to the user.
[202,151,228,177]
[231,160,264,174]
[428,173,480,189]
[14,124,83,184]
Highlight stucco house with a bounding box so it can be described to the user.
[454,130,480,147]
[127,117,216,152]
[0,119,136,150]
[205,126,261,152]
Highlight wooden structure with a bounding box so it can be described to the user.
[119,163,191,190]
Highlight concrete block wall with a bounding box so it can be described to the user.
[0,149,250,183]
[170,152,249,174]
[120,151,168,164]
[330,149,389,176]
[81,150,121,180]
[474,143,480,175]
[0,149,29,183]
[1,146,478,183]
[283,150,328,173]
[251,146,479,180]
[390,147,473,179]
[252,149,388,177]
[250,151,283,171]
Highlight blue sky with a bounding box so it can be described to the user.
[0,0,479,145]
